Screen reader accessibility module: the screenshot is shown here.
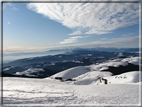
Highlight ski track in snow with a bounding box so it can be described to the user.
[3,57,141,105]
[3,77,79,104]
[3,77,141,105]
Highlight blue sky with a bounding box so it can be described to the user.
[3,3,140,53]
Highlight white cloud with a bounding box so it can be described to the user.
[59,35,139,47]
[8,3,13,6]
[60,35,139,45]
[3,3,18,10]
[12,7,18,10]
[48,36,139,49]
[60,36,90,44]
[4,36,139,53]
[69,31,82,35]
[27,3,139,35]
[122,32,135,37]
[91,36,139,45]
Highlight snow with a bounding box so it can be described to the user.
[62,71,141,85]
[90,61,128,71]
[91,56,140,71]
[51,57,140,81]
[15,68,44,76]
[71,71,112,85]
[51,66,91,79]
[88,54,92,56]
[3,66,15,72]
[3,71,141,105]
[3,57,141,106]
[122,57,140,65]
[101,71,141,84]
[118,52,123,56]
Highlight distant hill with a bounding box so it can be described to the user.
[3,49,138,67]
[2,56,140,79]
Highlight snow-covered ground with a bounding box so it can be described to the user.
[90,56,140,71]
[51,66,91,80]
[3,57,141,106]
[15,68,45,77]
[3,71,141,106]
[51,57,141,80]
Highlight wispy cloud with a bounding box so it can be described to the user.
[27,3,139,35]
[12,7,18,10]
[69,31,82,35]
[49,36,139,49]
[122,33,135,37]
[44,36,139,50]
[60,35,91,44]
[3,36,139,53]
[91,36,139,46]
[3,3,18,10]
[59,36,139,48]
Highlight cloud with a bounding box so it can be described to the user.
[69,31,82,35]
[59,36,139,48]
[12,7,18,10]
[60,35,90,44]
[27,2,139,35]
[59,35,139,46]
[3,36,139,53]
[122,33,135,37]
[48,36,139,49]
[91,36,139,45]
[3,3,18,10]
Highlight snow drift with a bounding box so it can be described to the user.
[15,68,44,77]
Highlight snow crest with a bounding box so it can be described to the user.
[15,68,44,76]
[51,66,91,79]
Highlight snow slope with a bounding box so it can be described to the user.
[3,72,141,106]
[51,66,91,79]
[62,71,141,85]
[71,71,112,85]
[90,56,140,71]
[122,57,140,65]
[103,71,141,84]
[51,57,140,80]
[15,68,44,77]
[3,57,141,106]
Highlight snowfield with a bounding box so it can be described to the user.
[15,68,44,77]
[3,57,142,106]
[51,66,91,80]
[70,71,113,85]
[51,57,140,80]
[90,56,140,71]
[3,71,141,106]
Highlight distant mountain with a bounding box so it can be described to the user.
[3,49,139,67]
[51,56,140,80]
[3,66,26,73]
[84,47,139,52]
[2,55,141,79]
[47,48,74,52]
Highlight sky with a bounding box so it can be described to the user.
[3,2,140,53]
